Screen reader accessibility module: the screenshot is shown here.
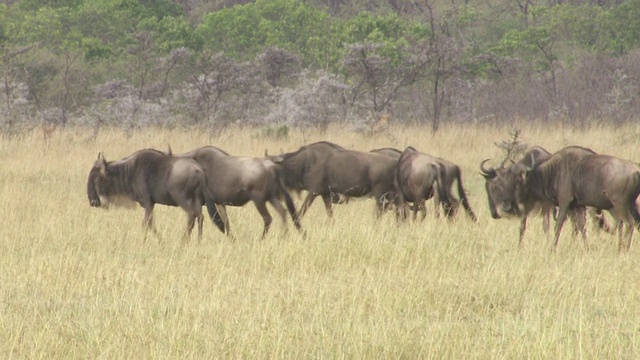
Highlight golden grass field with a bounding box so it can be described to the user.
[1,122,639,358]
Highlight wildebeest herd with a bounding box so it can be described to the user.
[87,141,640,251]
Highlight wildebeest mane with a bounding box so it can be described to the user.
[92,149,170,204]
[281,141,345,160]
[525,146,598,205]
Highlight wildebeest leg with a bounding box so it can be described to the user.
[280,189,303,232]
[394,198,410,222]
[412,200,424,221]
[216,205,232,237]
[321,194,334,218]
[197,213,204,241]
[569,207,589,249]
[433,190,441,218]
[442,194,457,218]
[298,192,318,219]
[142,204,162,242]
[183,212,197,244]
[553,204,571,250]
[268,197,289,232]
[419,200,427,221]
[614,203,637,252]
[253,200,273,239]
[518,216,528,247]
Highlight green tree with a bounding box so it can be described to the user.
[600,0,640,55]
[196,0,333,67]
[196,3,264,59]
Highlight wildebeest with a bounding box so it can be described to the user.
[373,147,476,221]
[86,149,225,242]
[483,145,640,250]
[481,146,610,246]
[481,146,558,245]
[269,141,403,219]
[177,146,302,238]
[395,146,450,221]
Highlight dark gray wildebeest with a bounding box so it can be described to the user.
[481,146,610,246]
[395,146,450,221]
[86,149,225,242]
[372,147,476,221]
[176,146,302,239]
[483,145,640,251]
[269,141,404,219]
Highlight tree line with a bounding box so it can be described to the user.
[2,0,640,134]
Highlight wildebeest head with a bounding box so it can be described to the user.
[480,159,529,219]
[87,152,136,209]
[87,153,109,207]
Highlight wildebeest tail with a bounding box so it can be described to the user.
[435,164,451,216]
[454,167,478,222]
[274,167,302,230]
[199,181,226,234]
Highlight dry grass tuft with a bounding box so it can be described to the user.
[1,123,639,358]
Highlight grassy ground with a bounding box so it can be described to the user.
[1,122,639,358]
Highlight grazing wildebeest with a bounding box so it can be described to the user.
[481,146,610,246]
[177,146,302,239]
[372,147,476,221]
[395,147,450,221]
[270,141,403,219]
[86,149,225,242]
[483,145,640,250]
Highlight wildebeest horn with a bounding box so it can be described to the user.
[480,159,496,177]
[527,153,536,171]
[264,149,269,157]
[97,152,107,175]
[167,144,173,156]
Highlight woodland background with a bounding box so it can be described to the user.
[2,0,640,135]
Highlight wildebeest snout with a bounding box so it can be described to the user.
[89,198,101,207]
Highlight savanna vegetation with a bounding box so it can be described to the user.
[2,0,640,357]
[2,0,640,136]
[1,124,639,357]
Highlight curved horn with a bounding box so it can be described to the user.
[480,159,496,177]
[96,152,107,175]
[167,144,173,156]
[527,153,536,171]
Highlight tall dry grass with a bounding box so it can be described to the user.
[1,122,639,358]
